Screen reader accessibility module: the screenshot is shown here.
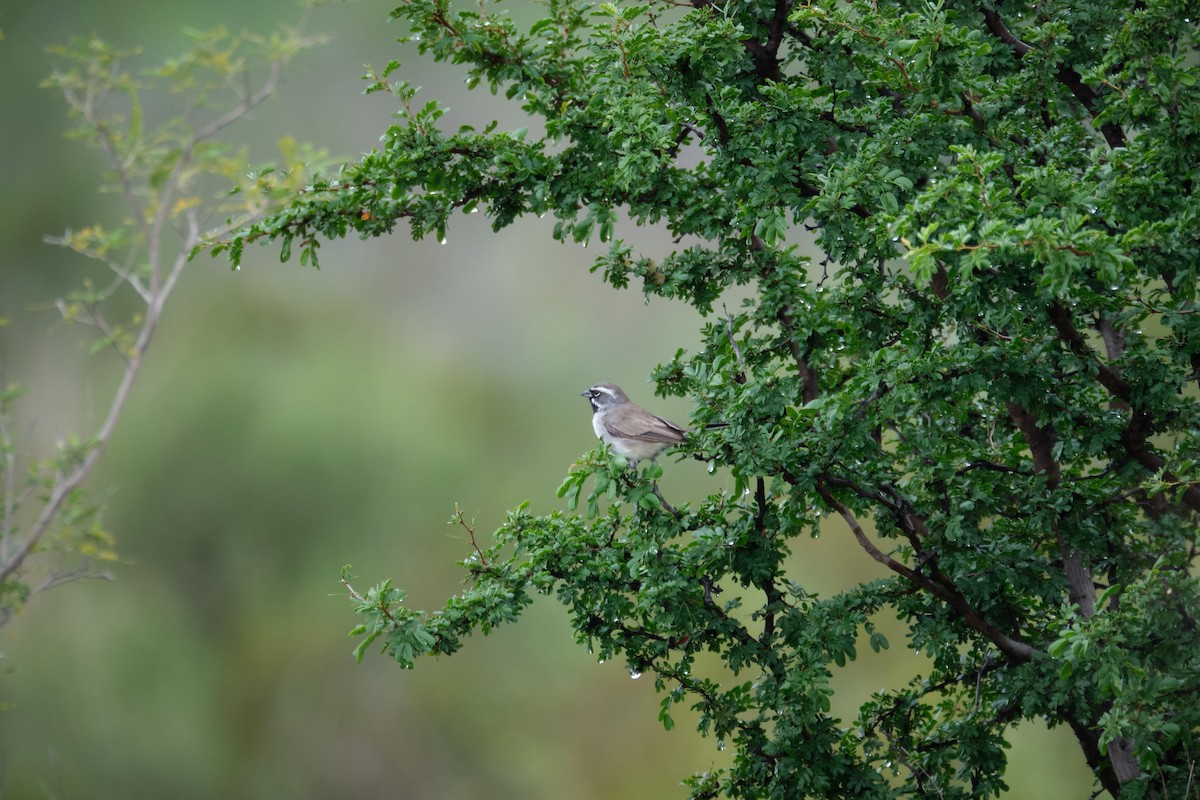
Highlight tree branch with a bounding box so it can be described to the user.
[1046,303,1132,400]
[0,18,312,596]
[1004,396,1142,786]
[754,476,784,643]
[979,9,1032,57]
[0,367,18,566]
[765,0,792,61]
[0,285,156,587]
[816,482,1034,663]
[979,7,1126,149]
[1004,399,1097,616]
[1047,302,1200,514]
[777,305,819,403]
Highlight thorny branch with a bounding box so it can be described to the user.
[455,503,490,568]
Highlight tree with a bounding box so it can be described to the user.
[0,13,326,628]
[220,1,1200,797]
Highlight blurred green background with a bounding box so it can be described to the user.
[0,1,1096,797]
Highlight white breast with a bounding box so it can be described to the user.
[592,412,611,443]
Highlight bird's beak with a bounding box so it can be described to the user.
[580,390,589,397]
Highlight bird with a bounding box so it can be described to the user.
[581,382,691,465]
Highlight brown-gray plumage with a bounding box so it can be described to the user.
[581,382,688,465]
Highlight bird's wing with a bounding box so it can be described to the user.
[607,412,687,443]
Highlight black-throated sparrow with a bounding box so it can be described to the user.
[581,382,691,465]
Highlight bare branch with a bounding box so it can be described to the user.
[0,13,316,598]
[0,367,16,564]
[454,503,489,568]
[44,233,152,304]
[34,564,115,595]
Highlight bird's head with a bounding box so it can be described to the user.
[581,382,629,413]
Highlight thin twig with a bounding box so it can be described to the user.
[454,503,489,567]
[342,575,399,626]
[34,566,115,594]
[0,363,15,564]
[651,481,680,518]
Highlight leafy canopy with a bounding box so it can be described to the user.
[224,1,1200,798]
